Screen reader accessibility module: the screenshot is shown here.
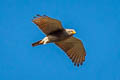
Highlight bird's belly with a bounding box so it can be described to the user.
[48,34,70,42]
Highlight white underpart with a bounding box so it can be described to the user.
[41,37,49,44]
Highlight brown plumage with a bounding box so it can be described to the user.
[55,37,86,66]
[32,15,86,67]
[32,15,63,35]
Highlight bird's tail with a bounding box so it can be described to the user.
[32,40,43,47]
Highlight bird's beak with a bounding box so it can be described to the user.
[72,31,76,34]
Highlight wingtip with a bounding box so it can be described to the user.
[73,62,83,67]
[36,14,41,17]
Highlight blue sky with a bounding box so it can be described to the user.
[0,0,120,80]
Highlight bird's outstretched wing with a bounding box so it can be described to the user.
[32,15,64,35]
[55,36,86,67]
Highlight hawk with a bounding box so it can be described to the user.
[32,15,86,67]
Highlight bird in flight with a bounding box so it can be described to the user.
[32,14,86,67]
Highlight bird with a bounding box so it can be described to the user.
[32,15,86,67]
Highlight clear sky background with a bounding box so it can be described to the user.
[0,0,120,80]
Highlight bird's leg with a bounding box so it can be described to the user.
[40,37,49,44]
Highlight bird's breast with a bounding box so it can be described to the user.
[48,31,71,42]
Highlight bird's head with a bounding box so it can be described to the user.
[65,29,76,36]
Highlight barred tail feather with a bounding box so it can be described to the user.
[32,40,43,47]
